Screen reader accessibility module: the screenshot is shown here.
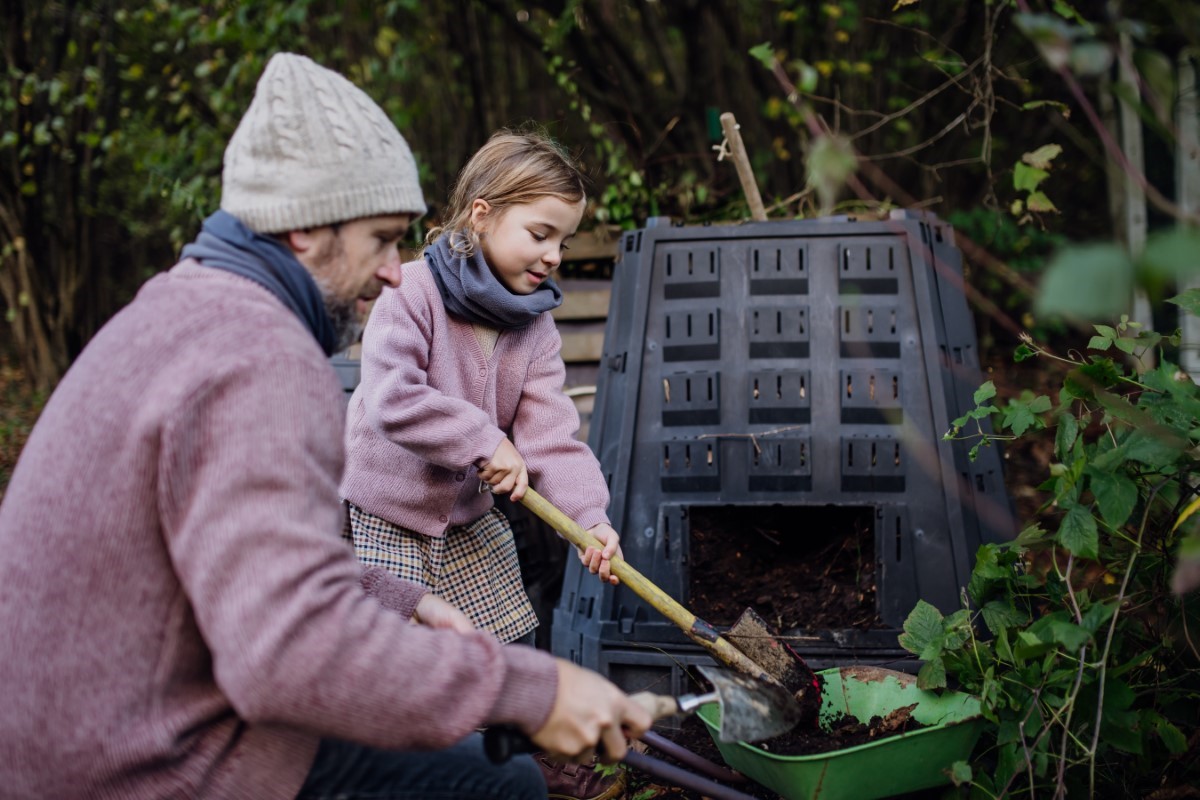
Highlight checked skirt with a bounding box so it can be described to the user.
[345,503,538,644]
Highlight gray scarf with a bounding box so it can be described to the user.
[424,233,562,329]
[181,211,339,355]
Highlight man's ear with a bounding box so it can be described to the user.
[469,199,492,234]
[283,228,317,254]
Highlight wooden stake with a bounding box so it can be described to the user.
[719,112,767,222]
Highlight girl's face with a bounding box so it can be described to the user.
[471,195,585,294]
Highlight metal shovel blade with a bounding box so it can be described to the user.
[697,664,806,743]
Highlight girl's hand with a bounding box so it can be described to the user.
[582,523,622,586]
[477,438,529,501]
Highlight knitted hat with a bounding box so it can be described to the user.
[221,52,426,233]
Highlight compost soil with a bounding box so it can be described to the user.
[686,504,881,631]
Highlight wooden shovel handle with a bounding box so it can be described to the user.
[517,488,779,685]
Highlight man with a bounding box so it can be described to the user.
[0,53,649,799]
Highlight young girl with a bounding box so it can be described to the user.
[340,130,622,645]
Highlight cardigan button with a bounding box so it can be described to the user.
[478,367,487,376]
[438,514,448,523]
[455,472,466,482]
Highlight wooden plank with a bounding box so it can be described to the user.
[569,389,596,443]
[560,329,606,363]
[552,281,613,321]
[563,227,621,261]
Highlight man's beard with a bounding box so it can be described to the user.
[319,287,362,354]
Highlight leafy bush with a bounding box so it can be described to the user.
[904,309,1200,796]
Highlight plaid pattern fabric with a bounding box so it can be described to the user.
[346,503,538,644]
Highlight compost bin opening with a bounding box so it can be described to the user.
[686,504,884,631]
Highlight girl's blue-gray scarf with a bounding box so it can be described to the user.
[181,210,338,356]
[424,233,562,330]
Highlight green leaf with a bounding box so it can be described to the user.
[1022,99,1071,115]
[1112,336,1138,354]
[899,599,944,655]
[1015,523,1050,546]
[1058,503,1099,558]
[1018,613,1092,656]
[1064,359,1122,400]
[1023,144,1063,170]
[1080,601,1116,633]
[749,42,776,69]
[996,719,1021,746]
[1087,469,1138,528]
[1102,708,1144,754]
[1068,40,1114,76]
[973,380,997,405]
[793,60,819,93]
[948,760,972,786]
[1138,229,1200,300]
[1026,191,1058,213]
[1055,413,1079,460]
[917,656,947,689]
[806,134,858,212]
[1134,48,1176,126]
[1167,288,1200,318]
[981,600,1026,634]
[1013,162,1049,192]
[1014,343,1037,362]
[1124,427,1186,467]
[1003,396,1048,436]
[1035,244,1133,320]
[1087,335,1111,351]
[1144,710,1188,754]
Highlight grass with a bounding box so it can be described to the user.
[0,356,46,501]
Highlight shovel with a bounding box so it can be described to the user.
[517,487,819,720]
[484,664,803,763]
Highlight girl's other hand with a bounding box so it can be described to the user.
[582,523,622,586]
[476,438,529,501]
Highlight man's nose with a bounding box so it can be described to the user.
[377,258,403,288]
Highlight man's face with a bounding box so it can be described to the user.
[296,214,412,350]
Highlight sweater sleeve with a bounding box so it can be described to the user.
[360,269,506,470]
[512,320,611,531]
[157,353,556,749]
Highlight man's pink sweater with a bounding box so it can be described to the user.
[341,260,610,536]
[0,262,557,799]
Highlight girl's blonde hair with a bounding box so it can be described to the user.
[425,129,586,255]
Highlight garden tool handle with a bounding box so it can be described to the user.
[483,725,758,800]
[482,691,680,764]
[517,487,780,685]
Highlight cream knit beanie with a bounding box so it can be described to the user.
[221,52,426,233]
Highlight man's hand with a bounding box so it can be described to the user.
[581,523,622,586]
[412,593,475,633]
[476,438,529,501]
[530,660,652,763]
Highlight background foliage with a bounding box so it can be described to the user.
[8,0,1185,389]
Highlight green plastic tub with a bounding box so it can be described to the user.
[697,666,984,800]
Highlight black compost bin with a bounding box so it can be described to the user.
[551,211,1015,697]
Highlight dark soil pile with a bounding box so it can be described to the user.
[686,504,883,630]
[754,703,927,756]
